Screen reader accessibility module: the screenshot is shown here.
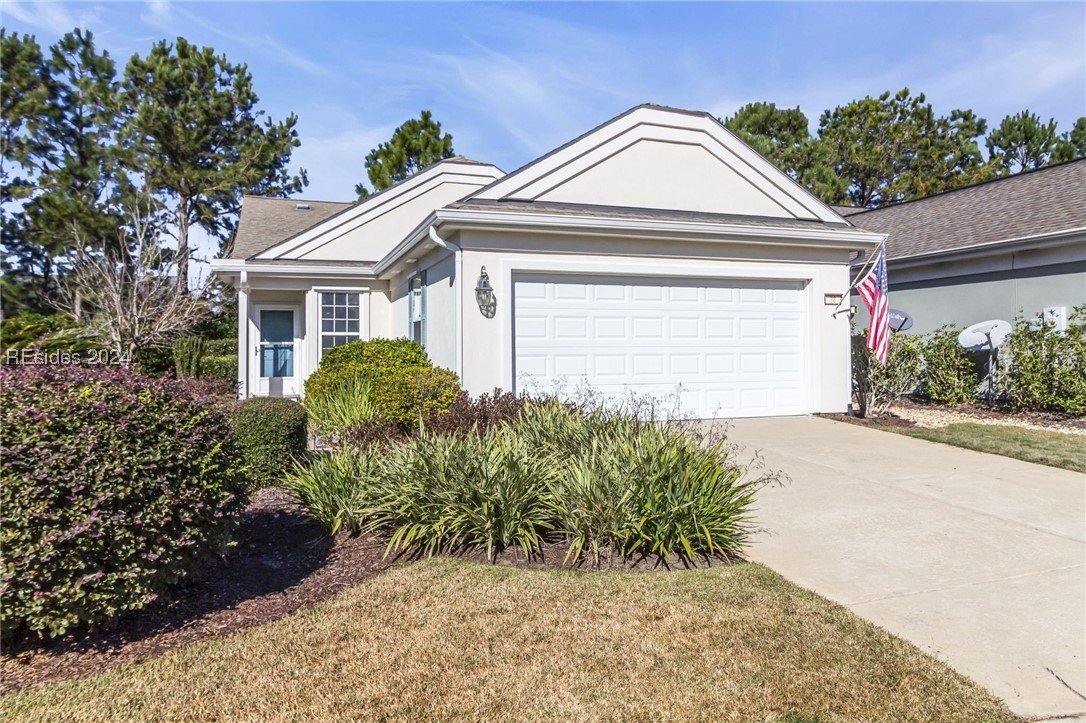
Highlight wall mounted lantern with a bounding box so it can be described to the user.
[475,266,496,318]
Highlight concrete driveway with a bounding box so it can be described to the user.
[726,416,1085,721]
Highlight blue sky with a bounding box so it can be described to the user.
[4,1,1085,205]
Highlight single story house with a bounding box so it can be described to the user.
[841,158,1086,335]
[211,105,883,419]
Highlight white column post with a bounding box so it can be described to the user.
[237,271,249,399]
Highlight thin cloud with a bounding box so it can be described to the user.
[3,0,98,36]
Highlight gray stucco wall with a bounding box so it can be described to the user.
[852,262,1086,335]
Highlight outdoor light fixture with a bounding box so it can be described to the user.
[832,304,857,319]
[475,266,496,318]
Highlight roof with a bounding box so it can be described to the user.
[447,198,850,231]
[845,159,1086,260]
[230,196,353,259]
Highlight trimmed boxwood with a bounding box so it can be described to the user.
[233,397,309,486]
[0,365,248,639]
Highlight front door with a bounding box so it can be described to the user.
[253,306,301,397]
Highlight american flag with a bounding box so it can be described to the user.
[855,246,890,365]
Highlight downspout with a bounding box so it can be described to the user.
[428,224,463,379]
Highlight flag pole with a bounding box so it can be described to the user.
[831,237,888,316]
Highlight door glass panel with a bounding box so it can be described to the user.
[259,310,294,378]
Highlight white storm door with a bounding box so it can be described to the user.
[512,274,806,419]
[252,306,302,397]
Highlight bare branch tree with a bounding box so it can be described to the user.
[58,191,209,362]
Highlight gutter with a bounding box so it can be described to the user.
[210,259,377,278]
[428,224,464,379]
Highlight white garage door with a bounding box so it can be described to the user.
[513,274,807,419]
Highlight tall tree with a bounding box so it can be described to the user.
[818,88,989,208]
[123,37,307,292]
[724,102,847,204]
[986,110,1059,174]
[1052,116,1086,164]
[356,110,454,200]
[1,30,124,316]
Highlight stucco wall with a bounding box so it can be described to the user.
[456,230,855,415]
[853,261,1086,335]
[388,248,459,373]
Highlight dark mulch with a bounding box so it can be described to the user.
[1,487,392,694]
[2,488,731,694]
[816,411,917,429]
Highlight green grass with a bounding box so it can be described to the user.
[877,422,1086,473]
[2,559,1018,722]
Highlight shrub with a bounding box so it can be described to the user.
[851,331,923,417]
[202,354,238,386]
[233,397,309,487]
[371,365,461,428]
[283,448,384,535]
[426,390,531,436]
[319,337,429,372]
[374,429,558,561]
[205,338,236,356]
[1000,307,1086,415]
[919,326,979,405]
[173,336,206,379]
[305,375,379,443]
[1,312,103,360]
[0,365,248,639]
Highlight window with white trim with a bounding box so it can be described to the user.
[408,272,426,346]
[320,292,362,354]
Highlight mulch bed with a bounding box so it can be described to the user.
[1,488,392,694]
[816,411,917,429]
[2,488,729,694]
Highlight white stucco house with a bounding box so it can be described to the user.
[210,105,884,419]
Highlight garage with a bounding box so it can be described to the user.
[512,274,808,419]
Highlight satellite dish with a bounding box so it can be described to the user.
[888,309,913,332]
[957,320,1011,351]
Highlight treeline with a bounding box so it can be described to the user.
[723,91,1085,208]
[1,29,307,316]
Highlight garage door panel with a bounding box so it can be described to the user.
[513,274,806,418]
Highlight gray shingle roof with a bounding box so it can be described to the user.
[230,196,354,259]
[845,159,1086,259]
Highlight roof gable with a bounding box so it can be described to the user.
[469,105,846,224]
[254,158,503,261]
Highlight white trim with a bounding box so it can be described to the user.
[211,259,376,277]
[372,208,884,276]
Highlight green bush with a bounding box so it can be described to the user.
[851,331,923,417]
[1,312,103,361]
[0,365,248,639]
[233,397,309,487]
[202,354,238,385]
[919,326,979,405]
[306,338,460,430]
[319,337,429,372]
[205,338,236,356]
[173,336,206,379]
[1000,307,1086,416]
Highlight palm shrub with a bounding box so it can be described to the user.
[919,325,979,405]
[283,448,384,535]
[374,429,557,561]
[305,375,379,444]
[851,330,923,416]
[1000,306,1086,415]
[0,365,248,639]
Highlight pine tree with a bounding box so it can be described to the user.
[356,110,454,199]
[122,37,307,291]
[986,111,1059,174]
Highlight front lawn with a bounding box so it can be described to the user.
[877,422,1086,473]
[2,559,1017,723]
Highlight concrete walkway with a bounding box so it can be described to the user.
[725,416,1085,721]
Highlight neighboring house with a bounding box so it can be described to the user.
[841,158,1086,335]
[211,105,882,419]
